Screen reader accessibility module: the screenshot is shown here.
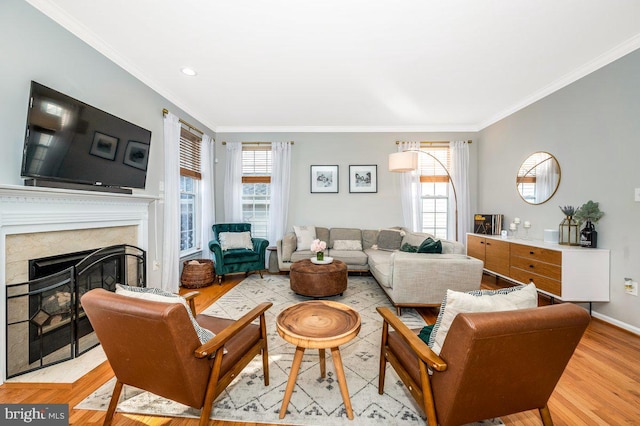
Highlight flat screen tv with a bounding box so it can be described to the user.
[21,81,152,193]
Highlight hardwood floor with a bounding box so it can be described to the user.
[1,273,638,425]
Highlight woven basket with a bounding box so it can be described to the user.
[180,259,215,288]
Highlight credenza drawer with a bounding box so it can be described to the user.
[510,243,561,265]
[510,267,562,297]
[509,256,561,281]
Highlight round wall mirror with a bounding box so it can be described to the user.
[516,152,561,205]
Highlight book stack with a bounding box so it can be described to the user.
[474,214,503,235]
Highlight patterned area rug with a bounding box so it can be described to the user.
[76,274,503,425]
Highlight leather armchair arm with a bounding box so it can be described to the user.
[181,291,199,316]
[377,307,447,372]
[194,302,273,358]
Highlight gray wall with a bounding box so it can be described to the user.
[0,0,215,285]
[478,49,640,330]
[214,132,478,238]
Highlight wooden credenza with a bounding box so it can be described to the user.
[467,233,610,302]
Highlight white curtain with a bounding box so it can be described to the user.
[399,141,422,231]
[224,142,243,222]
[268,141,292,246]
[536,155,559,203]
[450,140,471,242]
[200,134,215,259]
[161,112,181,292]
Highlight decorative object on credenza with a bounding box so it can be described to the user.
[558,205,580,246]
[349,164,377,193]
[310,238,327,261]
[474,214,504,235]
[310,165,339,193]
[575,200,604,248]
[522,220,532,239]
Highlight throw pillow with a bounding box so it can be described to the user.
[428,283,538,355]
[219,231,253,251]
[377,229,404,251]
[401,231,436,248]
[281,233,297,261]
[418,237,442,254]
[115,284,215,344]
[332,240,363,251]
[418,324,435,344]
[400,243,418,253]
[293,225,316,251]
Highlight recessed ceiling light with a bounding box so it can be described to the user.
[181,67,197,76]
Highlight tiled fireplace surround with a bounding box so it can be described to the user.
[0,184,156,384]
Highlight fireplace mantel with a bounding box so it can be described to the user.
[0,183,157,384]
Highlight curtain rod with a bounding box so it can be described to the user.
[396,140,472,145]
[162,108,205,136]
[221,141,294,145]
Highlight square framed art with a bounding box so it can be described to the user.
[349,165,377,193]
[310,165,339,193]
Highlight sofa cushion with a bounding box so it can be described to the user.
[223,248,260,264]
[362,229,379,250]
[365,248,393,288]
[441,239,464,254]
[329,228,362,248]
[333,240,363,251]
[115,284,215,344]
[377,229,404,251]
[327,249,368,266]
[219,231,253,251]
[293,225,316,251]
[417,237,442,254]
[281,233,297,261]
[428,284,538,355]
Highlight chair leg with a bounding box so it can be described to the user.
[199,349,224,426]
[258,269,264,278]
[217,274,223,284]
[539,404,554,426]
[396,306,402,316]
[103,379,124,426]
[260,314,270,386]
[378,321,388,394]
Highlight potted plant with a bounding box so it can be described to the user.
[574,200,604,248]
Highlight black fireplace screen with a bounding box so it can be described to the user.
[6,244,146,378]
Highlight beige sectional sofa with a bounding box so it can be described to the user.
[276,226,484,313]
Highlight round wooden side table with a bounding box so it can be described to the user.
[276,300,361,420]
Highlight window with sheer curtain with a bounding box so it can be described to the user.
[180,127,202,254]
[242,144,272,239]
[419,145,451,239]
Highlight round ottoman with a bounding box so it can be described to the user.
[290,259,348,297]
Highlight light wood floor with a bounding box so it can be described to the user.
[1,273,639,425]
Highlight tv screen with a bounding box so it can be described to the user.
[21,81,152,190]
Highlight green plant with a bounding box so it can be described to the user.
[574,200,604,224]
[559,205,576,217]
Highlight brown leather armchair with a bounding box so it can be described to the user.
[377,303,590,426]
[82,288,272,426]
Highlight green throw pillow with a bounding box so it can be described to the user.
[418,324,435,344]
[418,237,442,254]
[400,243,418,253]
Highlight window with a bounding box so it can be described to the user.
[418,145,451,239]
[180,127,202,254]
[242,144,271,239]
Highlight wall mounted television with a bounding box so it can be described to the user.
[21,81,152,194]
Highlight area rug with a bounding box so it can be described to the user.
[77,274,503,425]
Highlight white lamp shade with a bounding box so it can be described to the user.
[388,151,418,172]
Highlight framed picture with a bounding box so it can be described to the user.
[90,131,119,160]
[123,140,150,170]
[349,165,377,193]
[310,165,339,193]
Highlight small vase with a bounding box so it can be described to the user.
[580,220,598,248]
[316,251,324,261]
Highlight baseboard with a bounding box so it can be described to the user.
[591,310,640,336]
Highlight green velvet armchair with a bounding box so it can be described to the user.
[209,223,268,283]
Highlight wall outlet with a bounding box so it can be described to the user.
[153,260,160,271]
[635,188,640,202]
[624,279,638,296]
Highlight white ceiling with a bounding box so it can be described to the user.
[25,0,640,133]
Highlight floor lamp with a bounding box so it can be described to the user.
[388,150,459,241]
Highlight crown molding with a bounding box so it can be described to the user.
[214,124,480,134]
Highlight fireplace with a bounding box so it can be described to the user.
[6,245,146,378]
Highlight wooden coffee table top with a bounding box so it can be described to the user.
[276,300,361,349]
